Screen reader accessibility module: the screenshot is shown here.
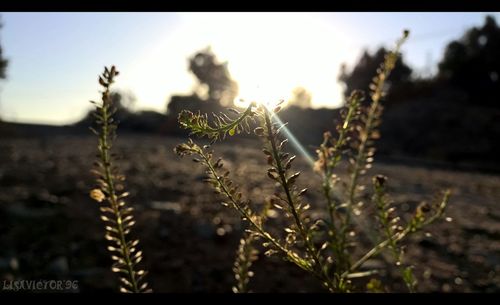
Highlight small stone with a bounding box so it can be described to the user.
[9,258,19,271]
[150,201,182,214]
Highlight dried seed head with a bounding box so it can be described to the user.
[373,174,388,188]
[417,202,431,214]
[349,89,365,101]
[254,127,265,136]
[174,143,196,157]
[323,132,332,143]
[90,189,106,202]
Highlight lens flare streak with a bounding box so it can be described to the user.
[271,114,316,167]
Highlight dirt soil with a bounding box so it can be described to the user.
[0,134,499,292]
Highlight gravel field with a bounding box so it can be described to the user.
[0,135,499,292]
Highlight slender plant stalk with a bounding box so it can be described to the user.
[262,107,336,291]
[180,141,313,272]
[373,175,416,292]
[232,196,273,293]
[89,66,151,293]
[316,90,363,275]
[263,110,319,263]
[232,232,258,293]
[179,102,256,142]
[337,31,410,274]
[341,189,450,279]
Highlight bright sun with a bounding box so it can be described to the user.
[120,13,354,111]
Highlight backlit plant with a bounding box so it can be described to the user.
[89,66,151,293]
[175,31,451,292]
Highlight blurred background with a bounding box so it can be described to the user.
[0,12,499,292]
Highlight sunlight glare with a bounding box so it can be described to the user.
[197,13,352,109]
[121,13,356,112]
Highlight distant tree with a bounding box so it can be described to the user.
[0,16,9,121]
[437,15,500,106]
[0,17,7,80]
[166,93,205,115]
[76,90,136,126]
[188,46,239,107]
[338,47,412,105]
[110,90,136,113]
[288,86,312,108]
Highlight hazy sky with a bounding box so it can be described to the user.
[0,12,498,125]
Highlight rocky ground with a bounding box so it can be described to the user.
[0,134,499,292]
